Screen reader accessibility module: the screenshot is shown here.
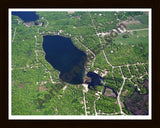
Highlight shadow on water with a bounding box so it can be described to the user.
[42,35,87,84]
[86,71,103,89]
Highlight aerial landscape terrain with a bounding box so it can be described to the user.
[11,10,149,116]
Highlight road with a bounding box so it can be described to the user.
[11,13,149,116]
[89,12,126,115]
[34,34,59,85]
[75,37,96,67]
[12,27,17,42]
[89,12,112,67]
[83,92,87,115]
[117,67,127,115]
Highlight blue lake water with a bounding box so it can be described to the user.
[43,35,87,84]
[12,11,103,87]
[87,71,103,89]
[12,11,39,22]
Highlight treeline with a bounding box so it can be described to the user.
[38,85,85,115]
[96,95,120,114]
[103,68,123,95]
[104,42,148,66]
[12,15,38,68]
[121,66,131,78]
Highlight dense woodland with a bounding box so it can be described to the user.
[11,11,149,115]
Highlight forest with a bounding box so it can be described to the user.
[11,11,149,115]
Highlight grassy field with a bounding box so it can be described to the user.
[104,30,148,66]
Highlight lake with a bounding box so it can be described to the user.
[87,71,103,89]
[43,35,87,84]
[12,11,39,22]
[12,11,104,87]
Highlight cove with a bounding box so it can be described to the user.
[86,71,103,89]
[12,11,39,22]
[42,35,87,84]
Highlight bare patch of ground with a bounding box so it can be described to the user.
[62,85,68,93]
[68,11,75,14]
[18,84,24,88]
[103,87,117,98]
[39,84,47,92]
[120,18,141,26]
[122,89,129,96]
